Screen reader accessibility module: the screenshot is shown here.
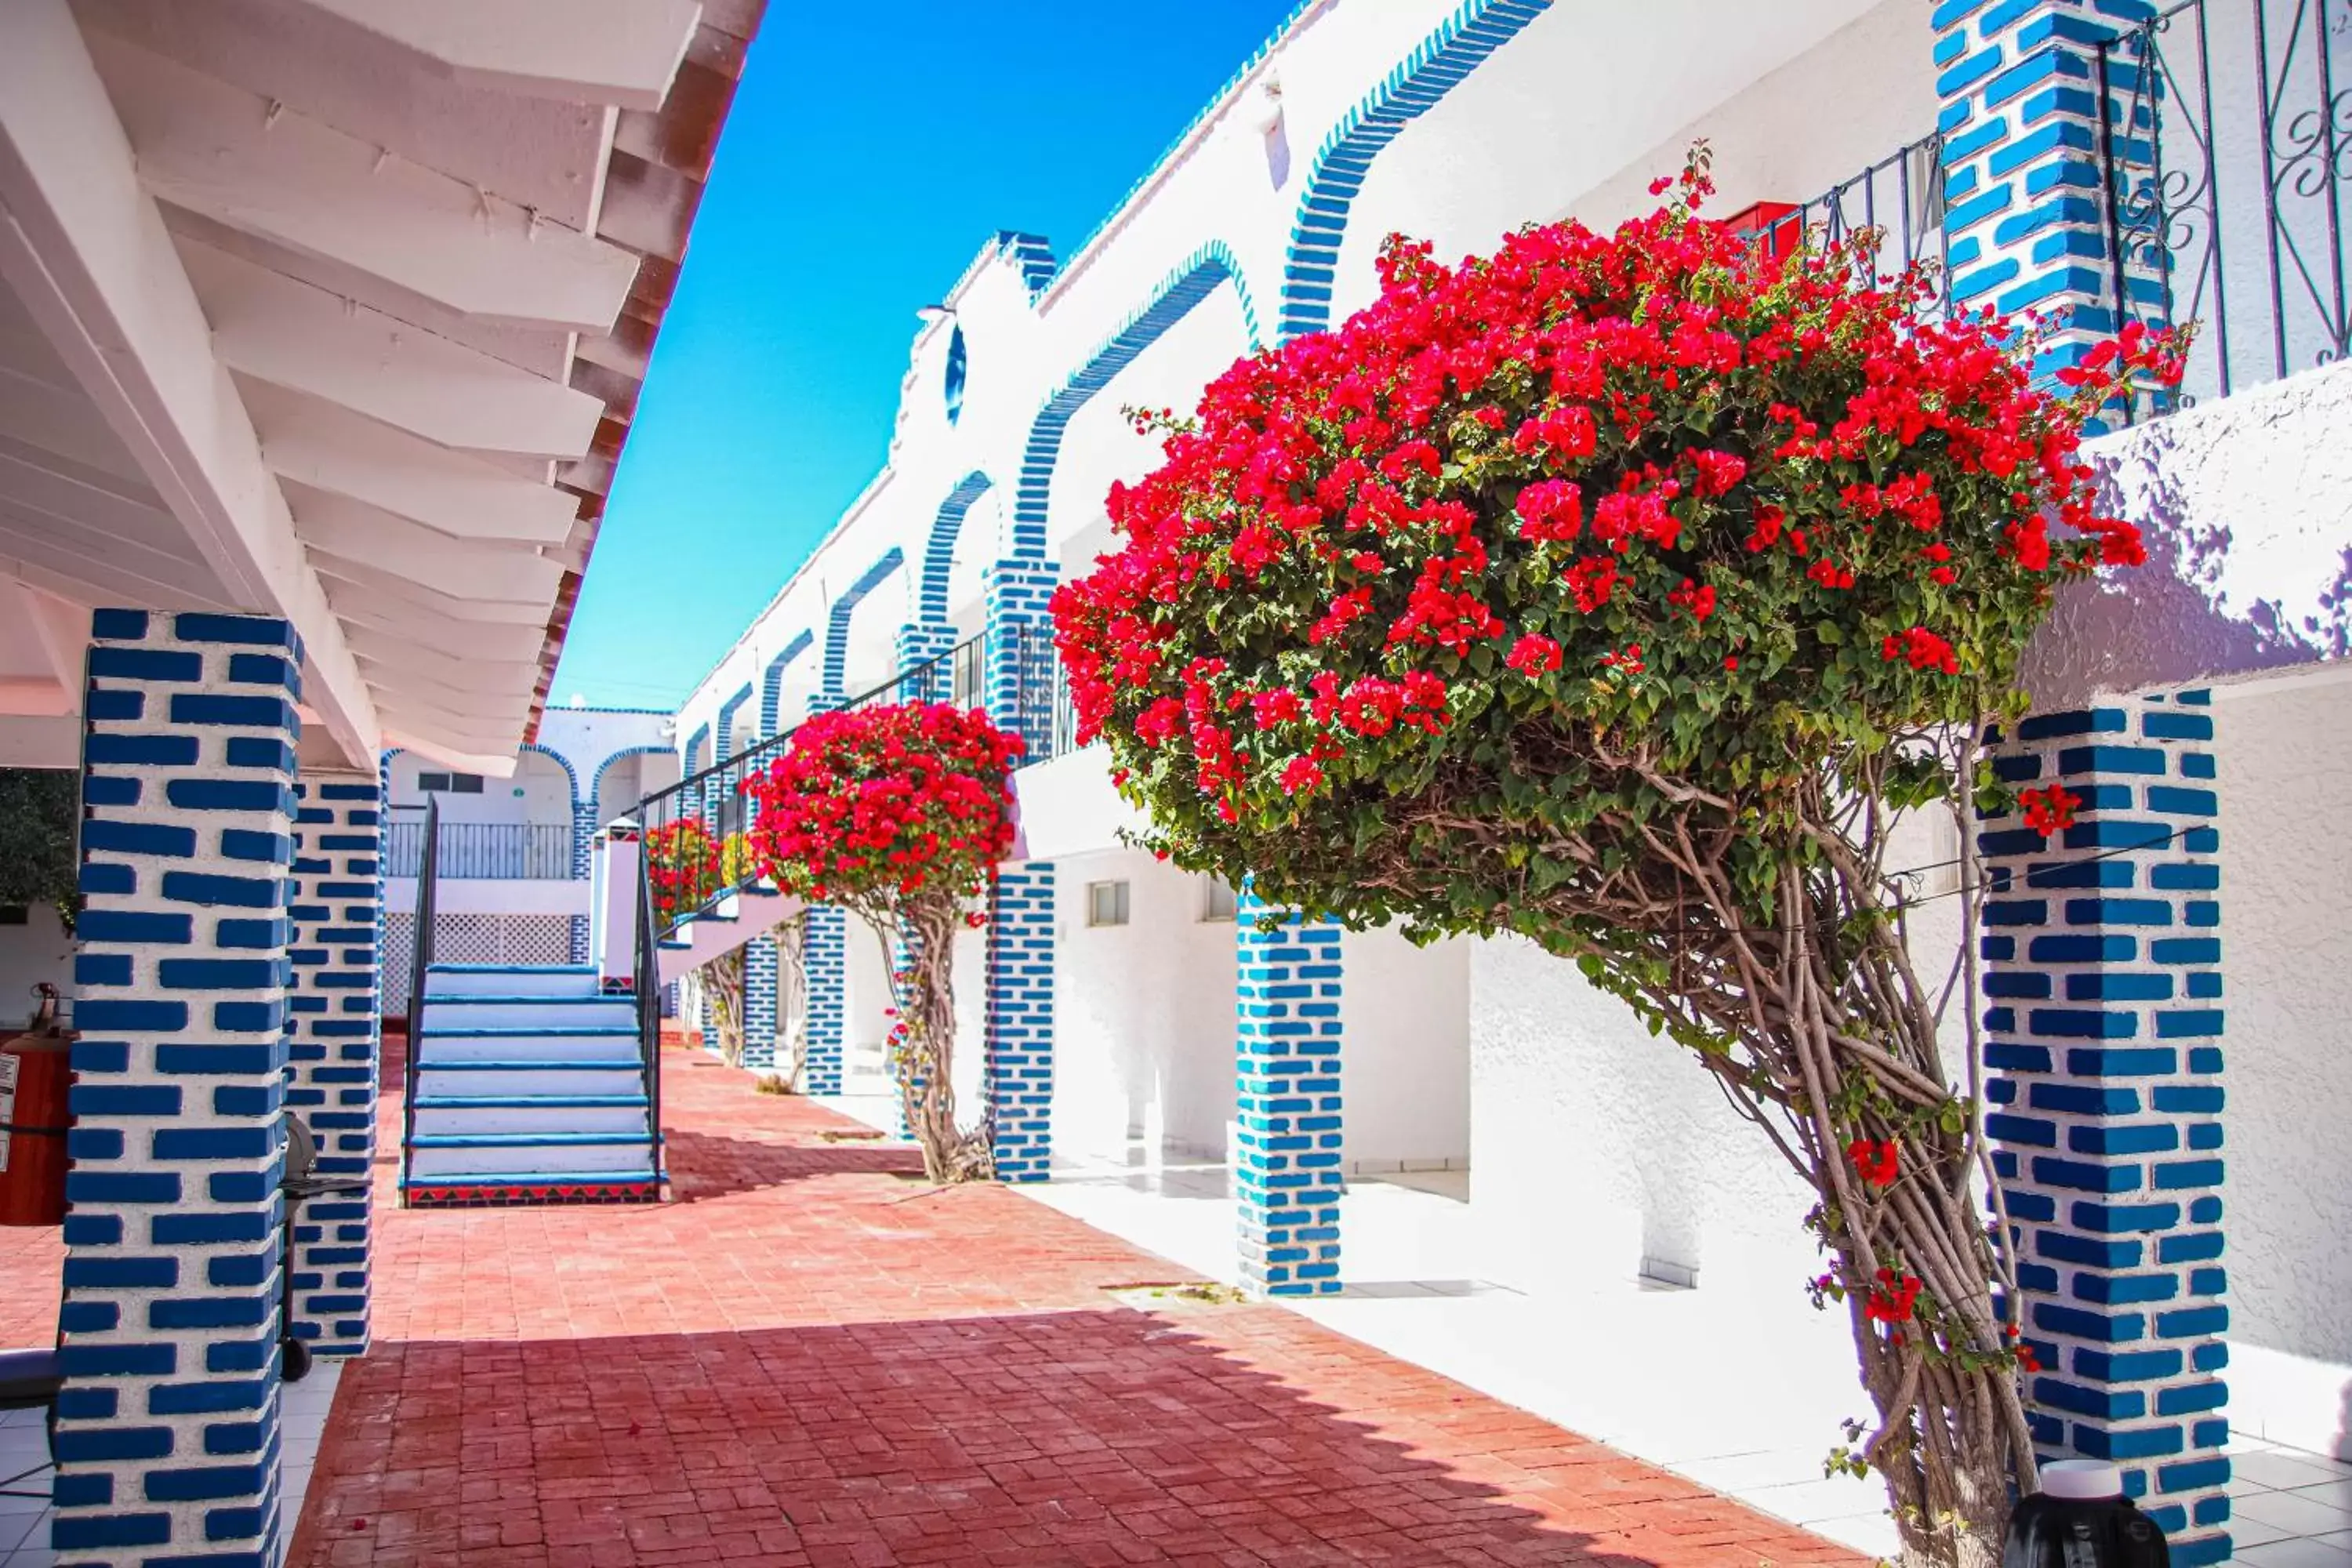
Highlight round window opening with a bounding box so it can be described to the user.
[943,325,968,425]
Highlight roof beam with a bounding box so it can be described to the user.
[241,379,581,546]
[379,725,524,779]
[180,240,604,459]
[0,0,379,764]
[343,623,540,694]
[292,0,703,112]
[324,588,551,662]
[16,581,89,695]
[288,487,568,604]
[91,34,641,334]
[361,659,529,715]
[311,554,552,626]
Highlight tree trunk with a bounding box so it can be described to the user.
[877,899,991,1182]
[706,946,746,1069]
[772,917,808,1091]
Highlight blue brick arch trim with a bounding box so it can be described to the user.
[588,744,675,826]
[819,547,907,703]
[919,470,998,626]
[714,683,753,760]
[1277,0,1554,343]
[1010,241,1262,559]
[759,630,815,738]
[682,724,710,777]
[517,741,579,815]
[997,230,1058,301]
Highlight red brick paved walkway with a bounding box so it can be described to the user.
[293,1039,1864,1567]
[7,1033,1864,1568]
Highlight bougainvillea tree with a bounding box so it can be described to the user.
[645,815,755,1061]
[1052,154,2180,1568]
[742,702,1022,1181]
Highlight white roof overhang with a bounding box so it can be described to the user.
[0,0,762,772]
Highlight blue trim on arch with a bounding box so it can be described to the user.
[589,744,673,822]
[1010,241,1262,560]
[714,682,754,759]
[997,232,1057,301]
[759,630,815,738]
[683,724,710,777]
[821,548,907,702]
[920,471,997,626]
[517,742,579,815]
[1278,0,1554,343]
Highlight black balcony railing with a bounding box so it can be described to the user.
[1760,132,1950,313]
[2096,0,2352,417]
[383,820,574,880]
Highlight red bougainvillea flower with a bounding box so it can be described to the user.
[644,816,733,924]
[1505,633,1563,677]
[1847,1138,1900,1188]
[1866,1268,1924,1324]
[740,702,1022,913]
[1882,626,1961,676]
[2018,783,2082,837]
[1050,147,2178,909]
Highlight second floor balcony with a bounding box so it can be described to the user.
[383,820,576,881]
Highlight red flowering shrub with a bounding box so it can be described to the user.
[644,816,739,927]
[742,703,1022,1181]
[1054,152,2180,1568]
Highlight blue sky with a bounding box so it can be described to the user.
[554,2,1304,712]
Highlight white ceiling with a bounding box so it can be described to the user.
[0,0,762,771]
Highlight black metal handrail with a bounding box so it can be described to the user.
[397,795,440,1204]
[383,820,573,880]
[1759,131,1950,313]
[633,828,663,1174]
[2095,0,2352,419]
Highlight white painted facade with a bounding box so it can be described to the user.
[667,0,2352,1469]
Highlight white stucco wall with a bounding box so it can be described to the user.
[2023,359,2352,706]
[2210,677,2352,1373]
[1470,934,1820,1296]
[1340,931,1470,1171]
[1053,850,1238,1162]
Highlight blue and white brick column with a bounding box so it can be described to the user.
[1981,692,2229,1563]
[981,558,1059,1180]
[1933,0,2161,405]
[568,801,597,964]
[802,911,846,1095]
[60,609,303,1566]
[284,775,381,1358]
[985,867,1054,1180]
[742,935,779,1071]
[1233,883,1345,1298]
[896,620,957,706]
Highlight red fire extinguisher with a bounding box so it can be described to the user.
[0,982,72,1227]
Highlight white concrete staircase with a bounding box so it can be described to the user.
[401,962,661,1205]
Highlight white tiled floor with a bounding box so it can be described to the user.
[891,1116,2352,1568]
[0,1356,343,1568]
[2227,1436,2352,1568]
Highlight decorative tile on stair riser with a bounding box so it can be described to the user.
[401,1180,662,1208]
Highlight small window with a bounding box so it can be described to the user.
[1199,877,1238,923]
[1086,880,1131,927]
[0,905,27,926]
[416,771,484,795]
